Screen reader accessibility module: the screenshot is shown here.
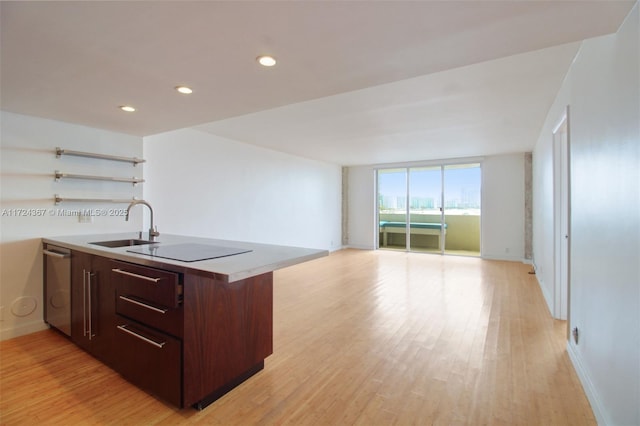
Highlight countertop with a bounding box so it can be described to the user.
[42,232,328,282]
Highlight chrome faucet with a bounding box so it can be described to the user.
[126,200,159,240]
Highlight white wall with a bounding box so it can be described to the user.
[347,153,526,261]
[532,4,639,425]
[346,165,376,249]
[0,111,143,340]
[481,153,526,261]
[0,113,340,341]
[143,128,342,251]
[532,80,571,314]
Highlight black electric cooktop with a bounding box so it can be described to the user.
[127,243,252,262]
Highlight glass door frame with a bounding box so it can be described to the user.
[376,160,482,256]
[376,168,410,251]
[408,166,445,254]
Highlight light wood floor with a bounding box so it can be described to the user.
[0,249,595,425]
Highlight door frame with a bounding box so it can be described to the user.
[552,106,571,324]
[375,161,482,255]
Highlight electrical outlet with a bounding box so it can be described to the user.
[572,327,579,344]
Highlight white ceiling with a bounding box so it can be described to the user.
[1,1,636,166]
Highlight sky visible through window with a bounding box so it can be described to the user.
[378,165,481,215]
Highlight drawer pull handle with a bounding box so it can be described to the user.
[119,295,168,314]
[117,325,166,348]
[112,268,161,283]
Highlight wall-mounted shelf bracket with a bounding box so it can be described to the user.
[54,171,144,186]
[54,195,138,205]
[55,147,145,166]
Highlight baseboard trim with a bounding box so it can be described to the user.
[480,254,526,262]
[566,342,608,425]
[345,244,375,250]
[1,320,48,342]
[536,274,554,317]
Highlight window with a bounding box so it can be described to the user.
[377,163,481,256]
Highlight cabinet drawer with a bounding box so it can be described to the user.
[114,315,182,407]
[111,261,182,308]
[116,293,183,338]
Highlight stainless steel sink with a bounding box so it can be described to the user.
[89,239,158,248]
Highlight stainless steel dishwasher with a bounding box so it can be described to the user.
[43,244,71,336]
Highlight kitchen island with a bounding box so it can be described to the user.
[42,233,327,409]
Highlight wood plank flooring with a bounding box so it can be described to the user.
[0,249,595,425]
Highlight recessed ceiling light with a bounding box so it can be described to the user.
[119,105,136,112]
[257,55,277,67]
[175,86,193,94]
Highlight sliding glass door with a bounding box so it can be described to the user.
[443,164,481,255]
[377,169,408,250]
[408,167,443,253]
[377,163,481,256]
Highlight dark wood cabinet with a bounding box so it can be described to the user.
[70,251,117,366]
[110,260,184,406]
[112,261,182,309]
[114,314,182,406]
[112,260,183,338]
[67,251,273,409]
[182,271,273,408]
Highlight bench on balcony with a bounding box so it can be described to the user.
[379,221,447,248]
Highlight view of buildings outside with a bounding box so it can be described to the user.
[378,165,481,216]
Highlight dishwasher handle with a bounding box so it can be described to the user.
[44,249,71,259]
